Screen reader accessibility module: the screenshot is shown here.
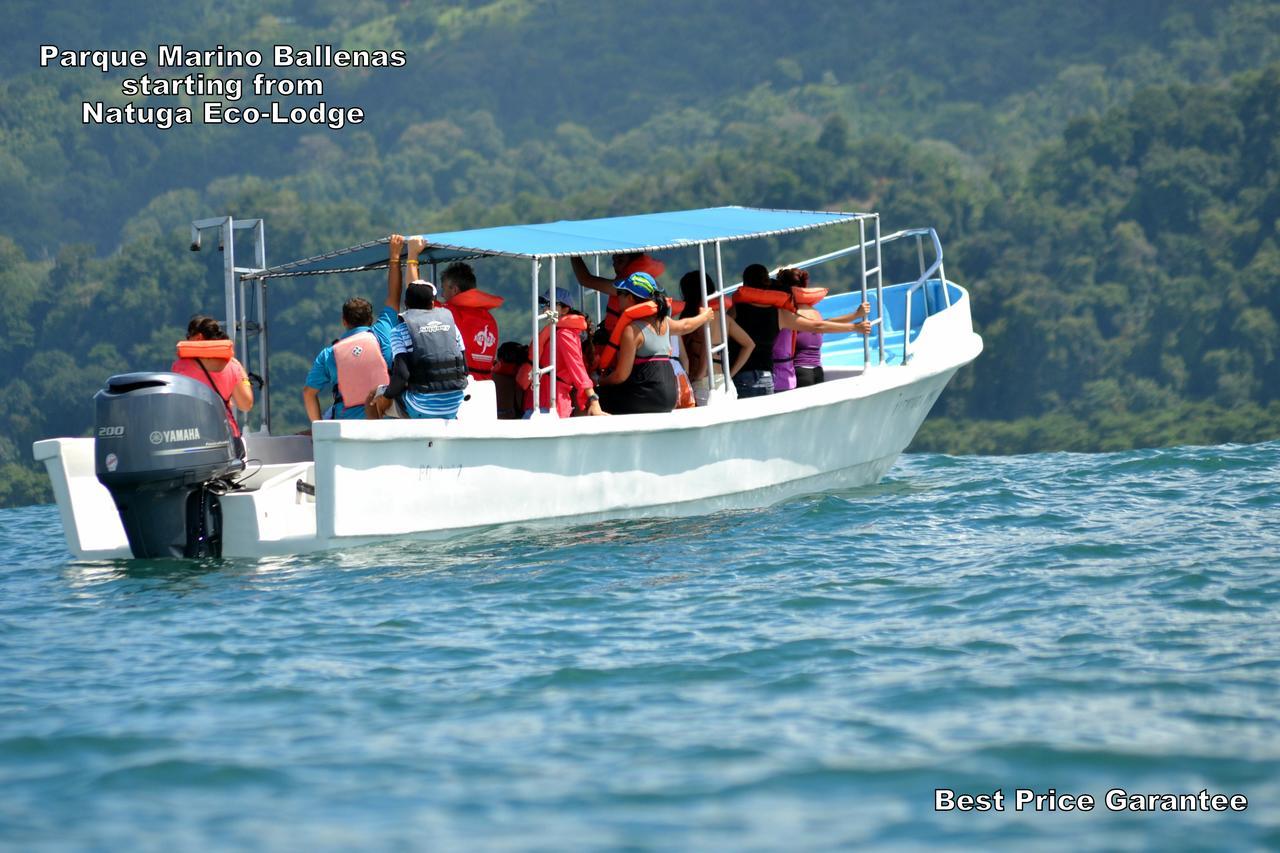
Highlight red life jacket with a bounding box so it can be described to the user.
[446,289,503,379]
[333,330,389,408]
[602,254,666,334]
[598,302,660,371]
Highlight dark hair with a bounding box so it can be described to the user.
[776,267,809,289]
[742,263,771,289]
[404,282,435,310]
[679,270,715,318]
[497,341,528,365]
[620,286,670,321]
[186,315,228,340]
[342,297,374,327]
[442,261,476,291]
[654,292,670,321]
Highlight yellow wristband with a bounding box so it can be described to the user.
[407,259,419,265]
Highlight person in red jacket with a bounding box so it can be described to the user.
[520,288,606,418]
[436,259,503,380]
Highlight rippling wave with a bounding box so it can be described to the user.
[1,442,1278,849]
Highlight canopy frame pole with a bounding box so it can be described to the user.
[252,220,270,433]
[698,243,714,403]
[549,257,559,417]
[593,257,603,325]
[714,241,730,398]
[859,218,871,369]
[874,213,885,366]
[529,258,542,417]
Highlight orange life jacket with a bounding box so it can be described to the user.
[516,314,590,391]
[333,330,389,407]
[177,339,234,360]
[734,286,794,309]
[792,286,828,305]
[446,290,503,379]
[602,254,666,334]
[598,302,660,371]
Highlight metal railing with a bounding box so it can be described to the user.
[902,228,948,363]
[192,216,272,432]
[785,224,949,366]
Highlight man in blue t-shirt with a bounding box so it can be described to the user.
[301,235,408,422]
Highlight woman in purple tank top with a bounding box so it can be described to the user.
[772,268,872,390]
[793,327,827,387]
[772,328,798,391]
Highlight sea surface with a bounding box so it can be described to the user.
[1,441,1278,851]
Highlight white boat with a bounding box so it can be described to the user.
[34,206,982,559]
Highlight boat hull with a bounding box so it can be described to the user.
[34,287,981,560]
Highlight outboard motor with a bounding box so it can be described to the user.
[94,372,245,559]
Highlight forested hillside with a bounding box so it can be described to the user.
[2,0,1279,506]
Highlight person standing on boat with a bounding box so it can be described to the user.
[569,252,666,335]
[436,260,504,381]
[730,264,871,398]
[171,315,254,448]
[772,267,872,392]
[597,272,713,415]
[367,280,469,420]
[678,271,755,406]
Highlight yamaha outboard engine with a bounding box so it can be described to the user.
[95,372,245,558]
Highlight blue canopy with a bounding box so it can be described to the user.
[250,206,866,278]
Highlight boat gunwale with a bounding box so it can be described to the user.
[312,314,981,444]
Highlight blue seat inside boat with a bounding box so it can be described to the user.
[816,279,953,368]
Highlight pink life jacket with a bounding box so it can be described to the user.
[333,330,389,408]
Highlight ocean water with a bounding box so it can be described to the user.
[1,442,1278,851]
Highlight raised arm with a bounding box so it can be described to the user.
[780,308,871,335]
[570,256,618,295]
[386,234,405,309]
[666,306,714,336]
[405,236,426,286]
